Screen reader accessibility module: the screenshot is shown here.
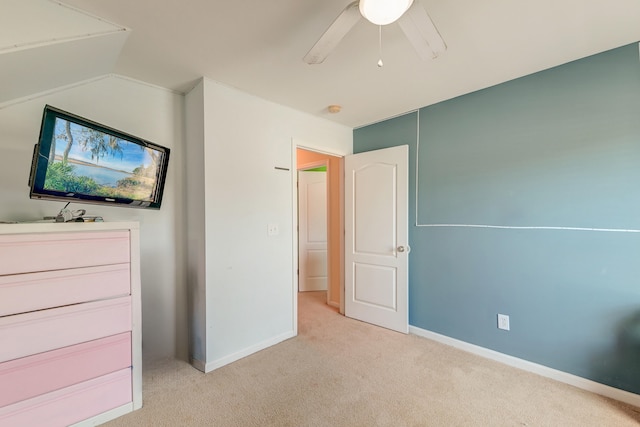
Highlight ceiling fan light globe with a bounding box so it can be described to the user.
[359,0,414,25]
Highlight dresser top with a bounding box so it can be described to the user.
[0,221,140,235]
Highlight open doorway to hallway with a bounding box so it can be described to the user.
[296,148,344,311]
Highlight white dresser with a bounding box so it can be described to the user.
[0,222,142,427]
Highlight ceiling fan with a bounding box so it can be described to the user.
[303,0,447,65]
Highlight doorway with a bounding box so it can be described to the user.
[296,148,344,311]
[292,144,409,335]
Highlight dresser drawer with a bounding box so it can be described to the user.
[0,264,130,317]
[0,230,130,276]
[0,332,131,407]
[0,297,132,363]
[0,368,132,427]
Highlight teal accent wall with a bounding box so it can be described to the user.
[354,44,640,394]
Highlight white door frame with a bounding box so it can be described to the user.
[291,141,346,335]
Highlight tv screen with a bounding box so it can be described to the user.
[29,105,170,209]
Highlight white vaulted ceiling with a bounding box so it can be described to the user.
[2,0,640,127]
[0,0,129,104]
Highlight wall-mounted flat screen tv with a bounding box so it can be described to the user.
[29,105,170,209]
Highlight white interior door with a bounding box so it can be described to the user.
[345,145,409,333]
[298,170,328,292]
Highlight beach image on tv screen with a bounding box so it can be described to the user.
[43,118,160,201]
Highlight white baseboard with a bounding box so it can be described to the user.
[190,330,296,374]
[409,325,640,408]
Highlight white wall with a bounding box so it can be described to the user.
[0,75,187,363]
[0,73,352,370]
[186,78,352,370]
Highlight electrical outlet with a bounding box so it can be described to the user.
[497,314,510,331]
[267,224,279,236]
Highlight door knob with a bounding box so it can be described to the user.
[397,245,410,253]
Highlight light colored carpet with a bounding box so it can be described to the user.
[106,291,640,426]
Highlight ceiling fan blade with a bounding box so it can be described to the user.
[304,1,362,65]
[398,2,447,61]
